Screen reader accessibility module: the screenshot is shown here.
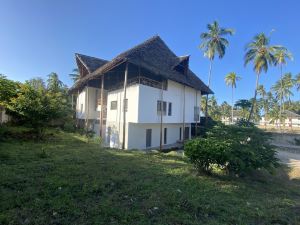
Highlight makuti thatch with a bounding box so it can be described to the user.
[70,35,213,95]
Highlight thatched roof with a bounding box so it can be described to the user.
[283,110,300,118]
[70,36,213,94]
[75,53,108,73]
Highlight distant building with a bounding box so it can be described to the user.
[221,110,242,125]
[260,110,300,128]
[0,106,10,124]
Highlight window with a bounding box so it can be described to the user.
[110,101,117,110]
[146,129,152,148]
[194,106,200,121]
[164,128,167,144]
[168,102,172,116]
[95,90,99,111]
[80,104,83,114]
[179,127,182,140]
[157,100,166,115]
[123,99,128,112]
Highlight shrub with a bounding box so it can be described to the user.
[235,118,255,127]
[185,124,279,176]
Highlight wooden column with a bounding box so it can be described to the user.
[77,90,79,127]
[100,75,104,137]
[85,84,89,130]
[195,90,198,137]
[159,80,163,151]
[71,94,74,110]
[182,85,186,141]
[122,62,128,149]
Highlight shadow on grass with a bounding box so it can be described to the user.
[1,132,300,225]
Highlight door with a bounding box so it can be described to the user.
[146,129,152,148]
[107,126,111,145]
[184,127,189,140]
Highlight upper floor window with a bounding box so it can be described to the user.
[168,102,172,116]
[95,90,99,111]
[194,106,200,121]
[157,100,166,115]
[111,101,117,110]
[123,99,128,112]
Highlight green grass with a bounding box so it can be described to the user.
[1,129,300,225]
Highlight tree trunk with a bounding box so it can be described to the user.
[247,73,260,123]
[279,64,283,129]
[205,59,213,126]
[231,86,234,124]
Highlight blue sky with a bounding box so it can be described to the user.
[0,0,299,103]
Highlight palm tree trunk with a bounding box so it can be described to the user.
[231,86,234,124]
[279,64,283,128]
[247,73,260,123]
[205,59,213,125]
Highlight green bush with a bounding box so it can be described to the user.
[235,118,255,127]
[185,124,279,176]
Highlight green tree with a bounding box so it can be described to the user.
[244,33,277,123]
[272,73,295,111]
[199,21,234,119]
[69,68,80,83]
[0,74,19,107]
[26,77,46,91]
[7,83,71,138]
[274,47,293,118]
[225,72,241,123]
[47,72,64,93]
[234,99,252,120]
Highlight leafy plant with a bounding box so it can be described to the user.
[185,124,279,176]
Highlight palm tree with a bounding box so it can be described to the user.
[225,72,241,123]
[69,68,80,83]
[199,21,234,119]
[271,73,294,112]
[257,85,268,126]
[244,33,278,123]
[47,72,63,93]
[274,48,293,119]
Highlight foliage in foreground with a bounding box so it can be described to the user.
[1,74,73,138]
[1,129,299,225]
[185,125,279,175]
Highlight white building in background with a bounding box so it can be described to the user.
[260,110,300,128]
[69,36,213,150]
[0,106,10,124]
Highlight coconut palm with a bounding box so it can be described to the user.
[274,48,293,118]
[69,68,80,83]
[244,33,278,123]
[199,21,234,119]
[271,73,295,112]
[47,72,63,93]
[225,72,241,123]
[257,85,268,125]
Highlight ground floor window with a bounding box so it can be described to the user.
[184,127,189,140]
[146,129,152,148]
[164,128,167,144]
[179,127,182,140]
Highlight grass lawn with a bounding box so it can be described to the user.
[1,129,300,225]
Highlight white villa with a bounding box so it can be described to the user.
[260,110,300,128]
[69,36,213,150]
[0,106,10,124]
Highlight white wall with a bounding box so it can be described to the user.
[76,79,201,149]
[127,123,191,149]
[138,80,201,123]
[0,109,10,124]
[76,87,101,120]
